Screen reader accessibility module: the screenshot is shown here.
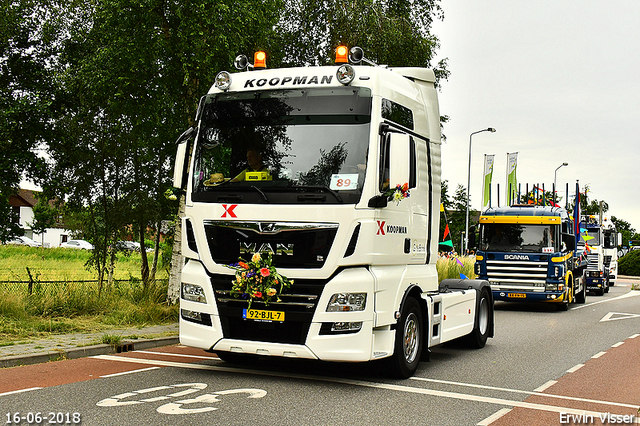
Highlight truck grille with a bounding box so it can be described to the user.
[586,253,599,271]
[486,259,548,288]
[204,221,338,268]
[209,273,327,345]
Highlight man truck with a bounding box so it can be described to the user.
[580,214,620,294]
[475,205,587,310]
[172,46,494,378]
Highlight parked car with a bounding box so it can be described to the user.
[114,240,138,251]
[7,236,42,247]
[60,239,94,250]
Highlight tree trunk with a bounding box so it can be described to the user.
[167,195,185,304]
[149,219,161,281]
[139,223,150,288]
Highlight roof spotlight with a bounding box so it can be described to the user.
[234,54,249,70]
[349,46,364,64]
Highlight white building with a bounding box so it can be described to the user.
[9,188,72,247]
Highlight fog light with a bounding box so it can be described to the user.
[327,292,366,312]
[181,309,202,322]
[182,283,207,303]
[331,322,362,332]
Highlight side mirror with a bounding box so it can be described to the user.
[173,127,195,189]
[368,194,388,208]
[563,233,575,251]
[468,226,477,249]
[388,133,411,187]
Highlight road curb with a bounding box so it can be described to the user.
[0,336,179,369]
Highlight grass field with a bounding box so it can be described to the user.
[0,245,168,282]
[0,246,176,344]
[436,255,477,281]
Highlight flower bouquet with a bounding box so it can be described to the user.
[384,182,411,205]
[225,253,293,308]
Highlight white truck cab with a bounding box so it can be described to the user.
[173,47,494,378]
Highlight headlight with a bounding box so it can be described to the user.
[214,71,232,90]
[336,64,355,85]
[182,283,207,303]
[327,292,366,312]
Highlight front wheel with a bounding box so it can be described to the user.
[386,297,423,379]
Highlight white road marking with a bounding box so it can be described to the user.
[565,364,584,373]
[612,341,625,347]
[533,380,557,392]
[0,387,43,397]
[100,367,160,378]
[410,377,637,408]
[600,312,640,322]
[591,351,607,359]
[134,350,217,360]
[630,334,640,338]
[477,408,511,425]
[92,354,640,415]
[572,290,640,310]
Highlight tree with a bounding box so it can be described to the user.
[0,0,58,241]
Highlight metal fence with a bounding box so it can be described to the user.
[0,279,169,295]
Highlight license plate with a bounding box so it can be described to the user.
[507,293,526,298]
[243,309,285,322]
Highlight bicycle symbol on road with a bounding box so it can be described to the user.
[97,383,266,415]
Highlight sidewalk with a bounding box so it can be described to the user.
[0,323,179,369]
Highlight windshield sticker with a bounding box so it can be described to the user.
[542,246,554,253]
[330,174,359,190]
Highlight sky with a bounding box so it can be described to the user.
[431,1,640,233]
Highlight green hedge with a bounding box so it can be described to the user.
[619,250,640,276]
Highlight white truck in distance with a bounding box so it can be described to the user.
[172,47,494,378]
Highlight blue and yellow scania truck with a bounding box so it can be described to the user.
[475,205,587,310]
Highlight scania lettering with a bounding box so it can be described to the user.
[476,205,587,311]
[172,46,494,378]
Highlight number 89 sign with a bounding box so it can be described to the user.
[330,174,359,190]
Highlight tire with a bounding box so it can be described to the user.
[464,288,492,348]
[387,297,423,379]
[575,276,586,304]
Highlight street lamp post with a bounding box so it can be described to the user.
[465,127,496,254]
[554,162,568,204]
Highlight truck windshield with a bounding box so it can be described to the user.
[191,87,372,204]
[579,228,601,246]
[480,223,558,253]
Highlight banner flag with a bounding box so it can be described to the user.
[481,154,495,210]
[443,224,450,240]
[439,240,454,248]
[506,152,518,205]
[573,182,581,256]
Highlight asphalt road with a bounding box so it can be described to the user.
[1,283,639,426]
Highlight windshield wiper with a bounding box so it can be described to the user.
[251,185,269,202]
[292,185,343,202]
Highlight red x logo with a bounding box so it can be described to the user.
[222,204,237,218]
[376,220,386,235]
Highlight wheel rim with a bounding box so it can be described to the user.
[403,312,419,364]
[478,297,489,335]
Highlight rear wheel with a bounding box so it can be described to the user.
[387,297,423,379]
[464,288,492,348]
[575,275,586,304]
